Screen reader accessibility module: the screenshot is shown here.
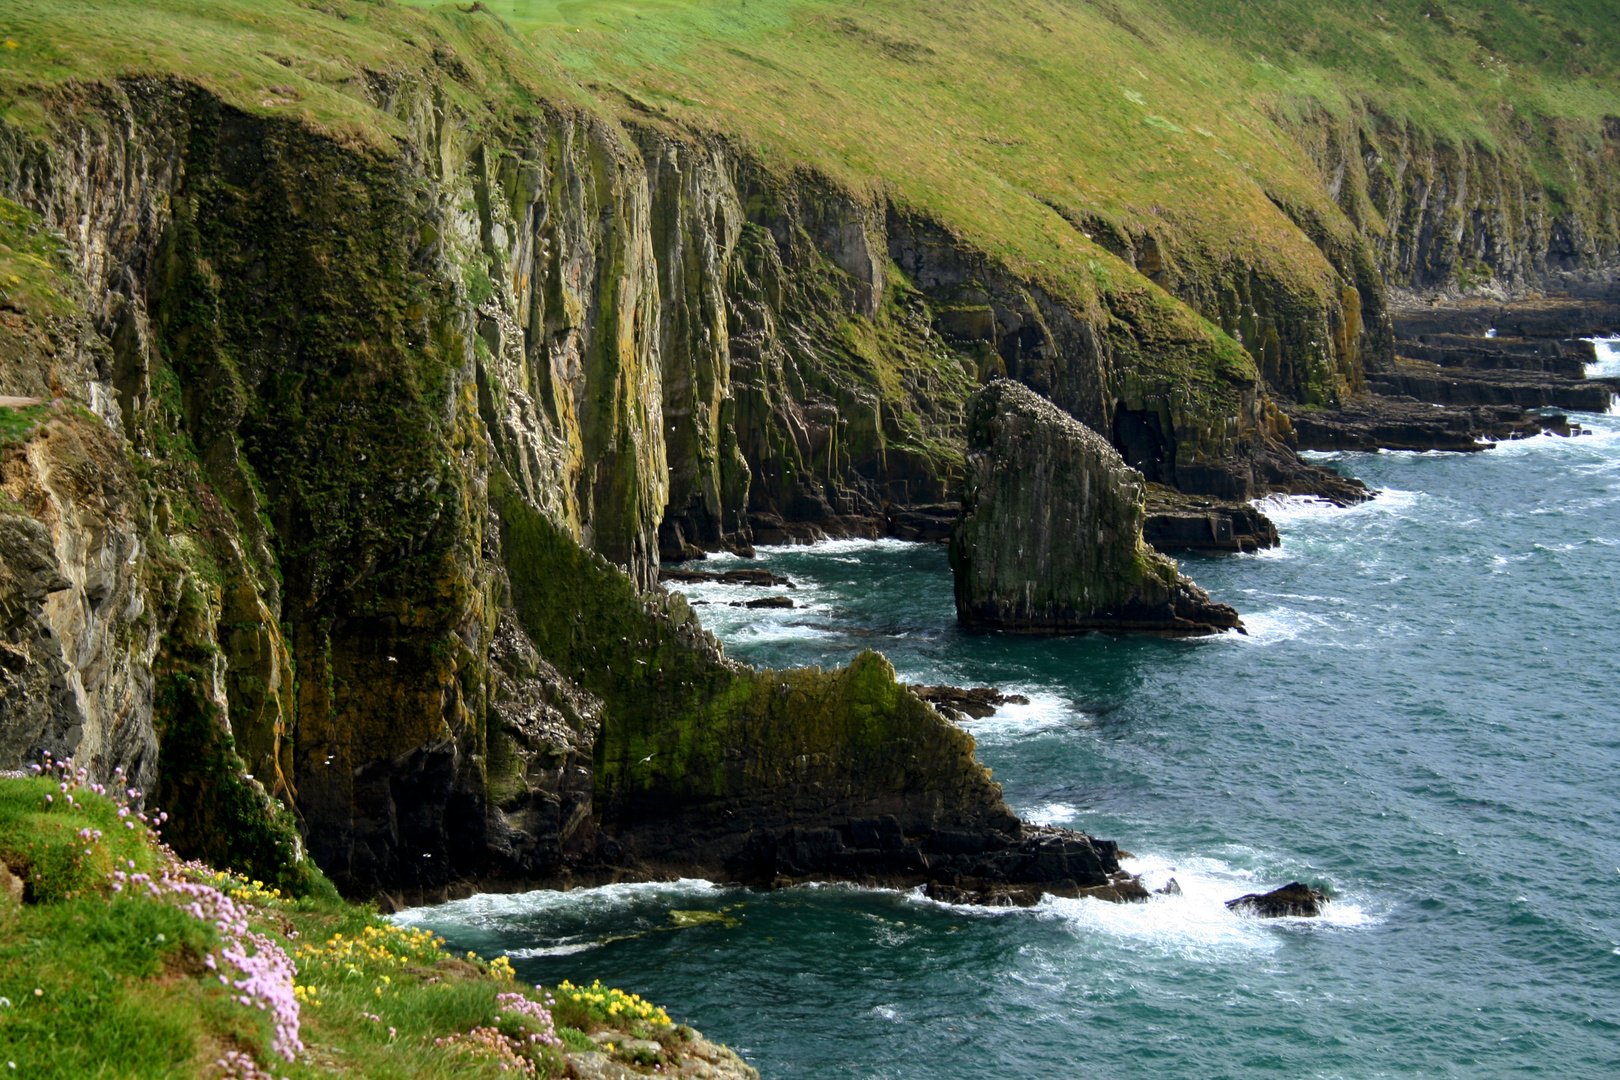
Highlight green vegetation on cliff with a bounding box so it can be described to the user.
[6,0,1611,412]
[494,466,1004,846]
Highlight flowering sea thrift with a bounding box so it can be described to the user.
[495,991,563,1045]
[434,987,566,1075]
[32,754,301,1066]
[435,1025,542,1076]
[110,868,302,1059]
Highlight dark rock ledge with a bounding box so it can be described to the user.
[1225,882,1328,918]
[659,568,797,588]
[1288,296,1619,454]
[1143,484,1280,554]
[908,684,1031,721]
[733,820,1148,907]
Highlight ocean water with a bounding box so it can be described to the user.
[399,345,1620,1079]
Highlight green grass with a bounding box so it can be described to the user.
[0,775,685,1079]
[0,404,49,445]
[0,195,77,320]
[3,0,1612,332]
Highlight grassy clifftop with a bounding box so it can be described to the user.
[3,0,1612,400]
[396,0,1618,291]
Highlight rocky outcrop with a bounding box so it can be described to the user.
[0,199,159,793]
[1281,104,1620,297]
[0,506,74,767]
[574,1028,759,1080]
[1225,882,1328,918]
[951,381,1243,636]
[0,49,1310,903]
[908,684,1029,722]
[738,817,1144,905]
[17,0,1611,907]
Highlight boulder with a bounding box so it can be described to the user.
[950,381,1243,635]
[1224,881,1327,917]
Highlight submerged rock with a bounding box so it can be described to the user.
[1224,882,1328,918]
[908,684,1030,720]
[950,381,1243,636]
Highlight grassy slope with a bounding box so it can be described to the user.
[0,775,689,1079]
[0,0,1611,370]
[403,0,1620,289]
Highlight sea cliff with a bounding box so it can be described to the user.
[0,0,1616,910]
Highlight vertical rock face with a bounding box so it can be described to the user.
[0,193,159,791]
[951,380,1242,636]
[0,78,1047,898]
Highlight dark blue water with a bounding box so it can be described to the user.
[401,348,1620,1079]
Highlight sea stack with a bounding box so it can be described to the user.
[950,380,1243,636]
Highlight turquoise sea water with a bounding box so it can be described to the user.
[400,347,1620,1079]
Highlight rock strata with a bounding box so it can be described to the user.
[1143,485,1280,553]
[1289,297,1619,453]
[950,381,1243,636]
[1225,882,1328,918]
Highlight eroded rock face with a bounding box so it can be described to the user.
[0,202,159,791]
[0,509,74,766]
[951,381,1242,636]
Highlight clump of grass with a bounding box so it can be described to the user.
[0,404,51,447]
[0,762,165,902]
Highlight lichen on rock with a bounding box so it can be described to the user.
[951,379,1243,636]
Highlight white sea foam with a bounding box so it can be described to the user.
[1025,802,1082,826]
[1256,488,1424,526]
[391,877,725,929]
[908,848,1377,962]
[753,537,918,558]
[504,942,600,959]
[959,691,1076,742]
[1583,337,1620,381]
[1211,604,1341,647]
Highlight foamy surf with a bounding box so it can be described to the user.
[392,877,727,930]
[958,691,1079,743]
[505,941,600,959]
[1256,487,1424,526]
[1582,337,1620,380]
[911,850,1375,960]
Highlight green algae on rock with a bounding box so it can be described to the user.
[951,380,1243,636]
